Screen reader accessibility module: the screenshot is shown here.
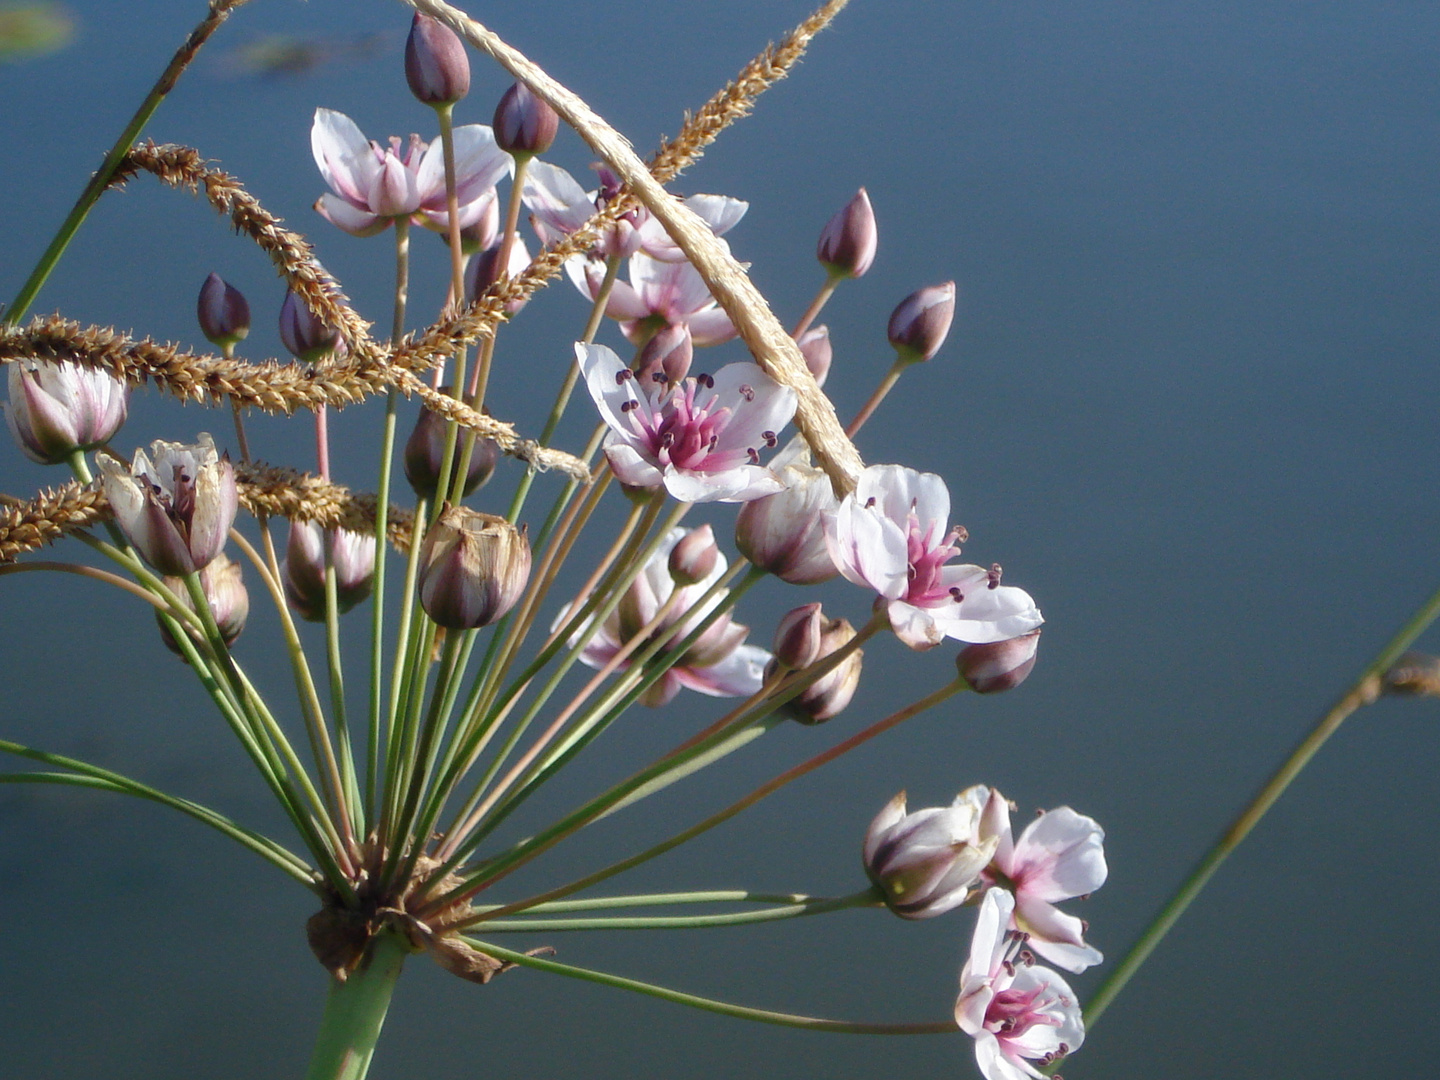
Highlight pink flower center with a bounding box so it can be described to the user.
[903,512,966,607]
[620,373,773,474]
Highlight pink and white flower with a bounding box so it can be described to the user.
[862,788,999,919]
[825,464,1042,650]
[956,889,1085,1080]
[569,249,740,347]
[975,788,1107,973]
[577,343,796,503]
[523,160,747,264]
[562,526,770,707]
[310,108,511,237]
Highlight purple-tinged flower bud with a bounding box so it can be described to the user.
[636,323,693,388]
[6,359,128,464]
[417,505,530,629]
[734,449,839,585]
[863,789,999,919]
[887,281,956,364]
[282,520,377,622]
[158,553,249,658]
[669,523,720,586]
[464,236,532,313]
[279,289,342,363]
[405,12,470,106]
[957,629,1040,694]
[775,613,863,724]
[403,390,498,500]
[493,81,558,158]
[196,273,251,351]
[816,187,877,279]
[99,434,238,577]
[771,602,823,671]
[796,325,832,387]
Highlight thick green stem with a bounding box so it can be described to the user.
[304,933,409,1080]
[1084,578,1440,1028]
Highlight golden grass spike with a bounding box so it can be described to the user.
[0,480,107,562]
[406,0,865,496]
[0,319,592,482]
[649,0,850,183]
[108,142,379,364]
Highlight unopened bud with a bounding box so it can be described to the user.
[403,391,498,500]
[735,451,839,585]
[887,281,955,364]
[816,187,877,279]
[493,80,558,158]
[862,790,998,919]
[464,237,532,313]
[636,323,693,388]
[771,602,824,671]
[282,520,377,622]
[158,554,249,658]
[773,615,862,725]
[957,630,1040,694]
[796,325,832,387]
[405,12,470,106]
[279,289,342,362]
[197,273,250,350]
[449,195,500,255]
[418,505,531,629]
[668,523,719,586]
[6,359,128,464]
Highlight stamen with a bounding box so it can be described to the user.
[747,448,760,464]
[865,497,877,509]
[738,384,755,401]
[950,587,965,602]
[1002,959,1015,977]
[620,400,639,413]
[615,369,633,384]
[651,372,668,384]
[1019,949,1035,966]
[695,372,714,388]
[660,432,675,448]
[762,430,777,447]
[988,563,1003,589]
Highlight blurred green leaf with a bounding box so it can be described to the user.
[0,3,74,62]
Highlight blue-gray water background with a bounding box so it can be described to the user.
[1,1,1437,1076]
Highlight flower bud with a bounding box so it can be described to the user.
[668,523,719,586]
[734,450,838,585]
[796,325,832,387]
[99,434,237,577]
[863,789,999,919]
[774,614,862,724]
[447,194,500,255]
[957,629,1040,694]
[405,12,470,106]
[770,602,823,671]
[279,289,342,363]
[816,187,877,279]
[157,554,249,658]
[196,273,251,350]
[887,281,956,364]
[282,520,378,622]
[464,236,532,313]
[6,359,128,464]
[636,323,693,388]
[493,80,558,158]
[417,505,530,629]
[403,391,498,500]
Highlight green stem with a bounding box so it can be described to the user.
[473,888,881,931]
[463,938,955,1035]
[303,932,409,1080]
[1084,578,1440,1028]
[5,0,247,323]
[469,890,841,914]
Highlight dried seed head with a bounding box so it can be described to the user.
[418,505,531,629]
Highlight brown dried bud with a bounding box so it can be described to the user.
[418,505,531,629]
[405,13,470,106]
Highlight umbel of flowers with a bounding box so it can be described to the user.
[0,5,1132,1080]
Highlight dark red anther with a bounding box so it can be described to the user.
[621,400,639,413]
[696,372,714,388]
[865,497,877,509]
[615,369,633,384]
[988,563,1003,589]
[738,384,755,401]
[747,448,760,464]
[949,587,965,602]
[762,430,777,447]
